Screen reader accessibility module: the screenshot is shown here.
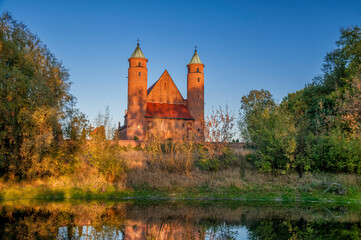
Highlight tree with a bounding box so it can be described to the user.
[300,26,361,135]
[0,12,73,178]
[280,26,361,174]
[239,90,297,172]
[62,97,88,141]
[197,105,236,171]
[94,106,115,140]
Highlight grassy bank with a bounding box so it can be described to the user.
[0,163,361,204]
[0,183,360,204]
[0,150,360,204]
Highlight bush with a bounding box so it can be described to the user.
[145,137,196,174]
[85,140,127,182]
[305,131,361,174]
[196,144,236,171]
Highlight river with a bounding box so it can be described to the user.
[0,200,360,239]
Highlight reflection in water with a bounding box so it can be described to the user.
[0,201,360,239]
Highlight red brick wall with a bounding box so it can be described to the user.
[146,118,193,140]
[127,57,148,140]
[147,70,185,104]
[187,63,204,139]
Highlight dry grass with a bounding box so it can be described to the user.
[122,150,361,191]
[126,167,245,189]
[0,149,359,200]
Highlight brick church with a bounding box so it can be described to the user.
[117,43,204,141]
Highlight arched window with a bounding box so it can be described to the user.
[197,77,200,82]
[198,94,200,98]
[138,62,141,67]
[139,72,141,76]
[164,82,166,89]
[197,68,199,72]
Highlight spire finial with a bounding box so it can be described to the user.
[130,40,146,59]
[189,46,202,64]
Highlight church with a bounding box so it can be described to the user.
[117,43,204,141]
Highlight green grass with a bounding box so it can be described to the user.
[0,178,360,204]
[0,187,359,205]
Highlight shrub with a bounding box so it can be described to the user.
[305,131,361,174]
[145,137,196,174]
[85,140,127,182]
[196,144,236,171]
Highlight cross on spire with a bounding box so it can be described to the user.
[194,45,197,52]
[137,38,140,46]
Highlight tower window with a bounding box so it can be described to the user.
[138,62,141,66]
[197,68,199,72]
[198,77,200,82]
[182,123,185,128]
[139,90,141,94]
[198,94,200,99]
[139,72,141,76]
[164,82,166,89]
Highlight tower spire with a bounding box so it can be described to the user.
[189,48,202,64]
[130,41,146,59]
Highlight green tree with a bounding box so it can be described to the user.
[301,26,361,135]
[0,12,73,178]
[239,90,297,172]
[281,26,361,174]
[62,97,88,141]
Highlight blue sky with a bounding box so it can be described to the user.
[1,0,360,126]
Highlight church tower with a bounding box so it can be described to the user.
[187,49,204,138]
[127,43,148,140]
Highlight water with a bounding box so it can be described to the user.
[0,201,360,239]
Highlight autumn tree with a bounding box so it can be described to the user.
[0,12,74,178]
[197,106,236,171]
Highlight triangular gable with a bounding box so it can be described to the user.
[147,70,185,104]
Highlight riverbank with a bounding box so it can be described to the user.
[1,174,360,204]
[1,150,360,204]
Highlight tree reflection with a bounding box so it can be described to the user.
[0,203,360,239]
[247,218,361,240]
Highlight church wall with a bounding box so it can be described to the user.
[146,118,193,140]
[118,127,127,140]
[124,45,205,141]
[127,58,148,140]
[187,63,205,138]
[147,72,185,104]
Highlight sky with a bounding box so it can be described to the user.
[1,0,360,127]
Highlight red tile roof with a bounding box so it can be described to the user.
[146,102,194,120]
